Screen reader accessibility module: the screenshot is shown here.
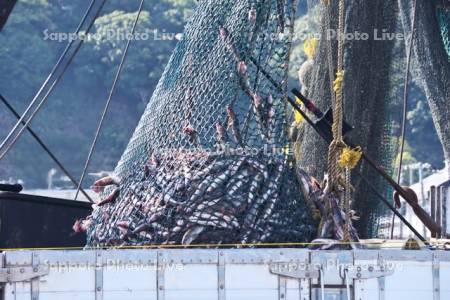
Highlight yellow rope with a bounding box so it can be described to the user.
[339,146,362,169]
[327,0,346,189]
[344,167,351,242]
[324,0,354,243]
[293,97,305,124]
[324,2,336,106]
[303,38,319,60]
[333,70,345,94]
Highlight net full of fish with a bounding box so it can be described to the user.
[82,149,318,246]
[78,0,323,247]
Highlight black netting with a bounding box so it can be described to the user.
[84,0,317,247]
[437,7,450,59]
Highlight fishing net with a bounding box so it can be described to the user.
[84,0,318,247]
[437,7,450,59]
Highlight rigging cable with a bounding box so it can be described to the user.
[74,0,145,200]
[0,0,107,161]
[390,0,418,239]
[0,94,94,202]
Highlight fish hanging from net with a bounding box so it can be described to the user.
[82,0,320,247]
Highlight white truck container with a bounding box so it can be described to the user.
[1,248,449,300]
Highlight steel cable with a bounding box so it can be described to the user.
[0,94,94,202]
[0,0,107,161]
[74,0,145,200]
[390,0,418,239]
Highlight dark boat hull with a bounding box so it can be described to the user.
[0,192,91,249]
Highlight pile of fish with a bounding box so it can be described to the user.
[79,150,317,247]
[296,170,360,249]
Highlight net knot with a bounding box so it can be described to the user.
[303,38,319,60]
[333,70,345,94]
[338,146,362,170]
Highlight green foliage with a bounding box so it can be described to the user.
[386,15,445,169]
[406,95,445,167]
[0,0,196,187]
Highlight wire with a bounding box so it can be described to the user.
[390,0,418,239]
[0,94,94,202]
[0,0,107,161]
[74,0,146,200]
[0,239,441,252]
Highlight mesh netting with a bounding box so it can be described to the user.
[84,0,317,247]
[437,7,450,58]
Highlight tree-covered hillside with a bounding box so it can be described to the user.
[0,0,195,187]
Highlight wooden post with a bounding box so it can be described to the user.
[430,186,436,238]
[427,189,431,239]
[442,186,448,238]
[437,186,442,238]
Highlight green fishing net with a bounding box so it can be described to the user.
[437,7,450,58]
[84,0,318,247]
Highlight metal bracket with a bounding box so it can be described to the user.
[433,253,440,300]
[95,251,103,300]
[157,251,165,300]
[0,266,49,283]
[31,252,40,300]
[269,263,319,279]
[218,252,225,300]
[278,275,287,300]
[345,265,394,280]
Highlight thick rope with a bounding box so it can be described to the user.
[339,146,362,242]
[327,0,346,190]
[75,0,145,200]
[334,0,345,141]
[323,1,336,106]
[324,0,353,242]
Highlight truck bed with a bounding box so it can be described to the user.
[1,248,449,300]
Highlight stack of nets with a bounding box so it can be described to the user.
[84,0,317,247]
